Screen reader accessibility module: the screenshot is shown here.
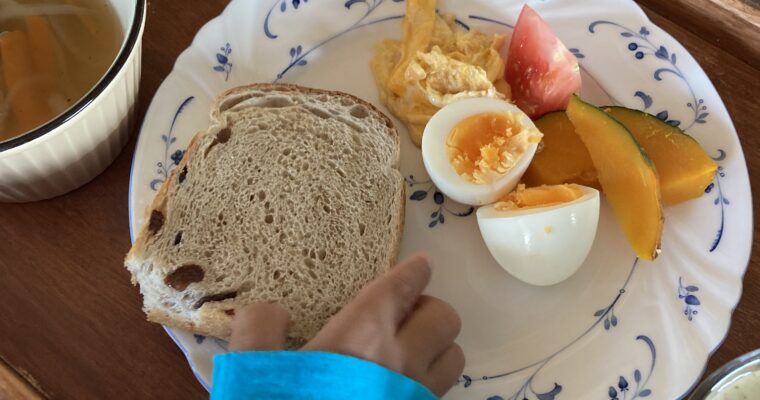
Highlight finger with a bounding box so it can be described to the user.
[397,295,461,366]
[326,253,432,331]
[228,303,290,351]
[424,343,465,398]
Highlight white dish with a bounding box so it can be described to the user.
[0,0,146,202]
[128,0,753,398]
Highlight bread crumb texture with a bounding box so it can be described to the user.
[126,84,404,341]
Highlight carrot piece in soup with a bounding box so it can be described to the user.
[0,31,53,135]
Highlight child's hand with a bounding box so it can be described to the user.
[228,253,464,397]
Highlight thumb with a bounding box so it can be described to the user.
[316,252,432,334]
[229,303,291,351]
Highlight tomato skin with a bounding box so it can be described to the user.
[505,5,582,119]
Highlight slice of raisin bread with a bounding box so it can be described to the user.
[126,83,404,343]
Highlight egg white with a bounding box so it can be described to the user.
[476,185,600,286]
[421,98,539,206]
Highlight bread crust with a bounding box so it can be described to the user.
[127,132,203,268]
[126,83,405,339]
[212,83,401,152]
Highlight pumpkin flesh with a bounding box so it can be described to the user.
[604,106,717,206]
[523,111,600,189]
[566,96,663,261]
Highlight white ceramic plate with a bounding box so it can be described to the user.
[128,0,753,398]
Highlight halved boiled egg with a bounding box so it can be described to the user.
[422,98,543,206]
[477,184,600,286]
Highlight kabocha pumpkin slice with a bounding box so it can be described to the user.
[566,96,663,261]
[604,106,717,206]
[523,111,600,189]
[525,107,716,207]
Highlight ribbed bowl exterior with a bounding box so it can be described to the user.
[0,19,144,202]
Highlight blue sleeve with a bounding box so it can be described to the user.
[211,351,438,400]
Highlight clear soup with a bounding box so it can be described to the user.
[0,0,123,141]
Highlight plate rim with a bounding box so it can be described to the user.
[127,0,755,397]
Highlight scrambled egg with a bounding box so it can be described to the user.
[371,0,509,146]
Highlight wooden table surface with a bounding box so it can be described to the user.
[0,1,758,399]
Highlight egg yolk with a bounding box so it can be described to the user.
[494,184,584,211]
[447,112,541,184]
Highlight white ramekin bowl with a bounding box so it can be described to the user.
[0,0,146,202]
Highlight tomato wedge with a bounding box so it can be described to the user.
[505,5,581,119]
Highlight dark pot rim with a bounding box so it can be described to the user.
[0,0,147,153]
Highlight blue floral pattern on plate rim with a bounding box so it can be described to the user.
[128,0,752,398]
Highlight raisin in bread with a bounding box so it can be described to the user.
[125,83,405,342]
